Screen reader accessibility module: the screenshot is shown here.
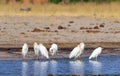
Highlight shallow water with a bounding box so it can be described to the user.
[0,55,120,76]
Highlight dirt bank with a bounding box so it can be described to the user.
[0,16,120,49]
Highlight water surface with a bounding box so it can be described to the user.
[0,55,120,76]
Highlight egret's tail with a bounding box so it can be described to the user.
[46,57,49,59]
[69,56,71,59]
[89,56,92,60]
[69,54,73,59]
[46,55,49,59]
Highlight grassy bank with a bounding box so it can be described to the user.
[0,2,120,18]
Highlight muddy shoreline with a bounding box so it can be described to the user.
[0,48,120,60]
[1,42,120,49]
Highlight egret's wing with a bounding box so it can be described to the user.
[22,44,28,56]
[49,47,52,52]
[89,48,100,59]
[34,44,39,55]
[69,46,79,58]
[51,44,58,51]
[39,45,43,55]
[76,47,84,57]
[39,45,49,58]
[53,48,58,55]
[89,53,95,59]
[97,48,102,55]
[43,47,49,58]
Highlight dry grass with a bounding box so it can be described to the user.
[0,2,120,18]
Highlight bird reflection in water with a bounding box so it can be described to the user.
[49,60,57,75]
[34,60,49,76]
[22,61,28,76]
[69,60,84,75]
[89,60,102,75]
[34,60,40,76]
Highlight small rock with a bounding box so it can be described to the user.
[94,26,99,29]
[80,26,85,30]
[68,24,71,27]
[71,30,78,33]
[20,32,25,34]
[114,20,120,23]
[20,7,31,12]
[99,23,105,27]
[44,27,50,29]
[69,21,74,23]
[86,29,100,33]
[54,30,58,32]
[58,25,66,29]
[48,74,53,76]
[32,28,43,32]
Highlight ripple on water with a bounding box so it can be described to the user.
[0,55,120,76]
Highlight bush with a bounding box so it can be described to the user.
[70,0,81,3]
[48,0,119,4]
[49,0,62,4]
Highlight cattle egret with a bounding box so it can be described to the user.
[69,42,85,59]
[89,47,102,60]
[34,42,39,59]
[39,43,49,59]
[49,43,58,56]
[22,43,28,59]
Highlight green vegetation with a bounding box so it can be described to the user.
[49,0,120,4]
[0,0,120,4]
[49,0,62,4]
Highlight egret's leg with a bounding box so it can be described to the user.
[54,53,57,59]
[96,57,97,61]
[73,57,76,60]
[23,55,27,61]
[37,55,39,60]
[79,54,83,60]
[55,52,57,58]
[54,53,56,59]
[23,55,25,59]
[74,56,76,59]
[79,56,82,60]
[42,55,44,59]
[34,55,37,60]
[34,55,36,60]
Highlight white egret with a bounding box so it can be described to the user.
[22,43,28,59]
[34,42,39,59]
[69,42,85,59]
[39,43,49,59]
[49,43,58,56]
[89,47,102,60]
